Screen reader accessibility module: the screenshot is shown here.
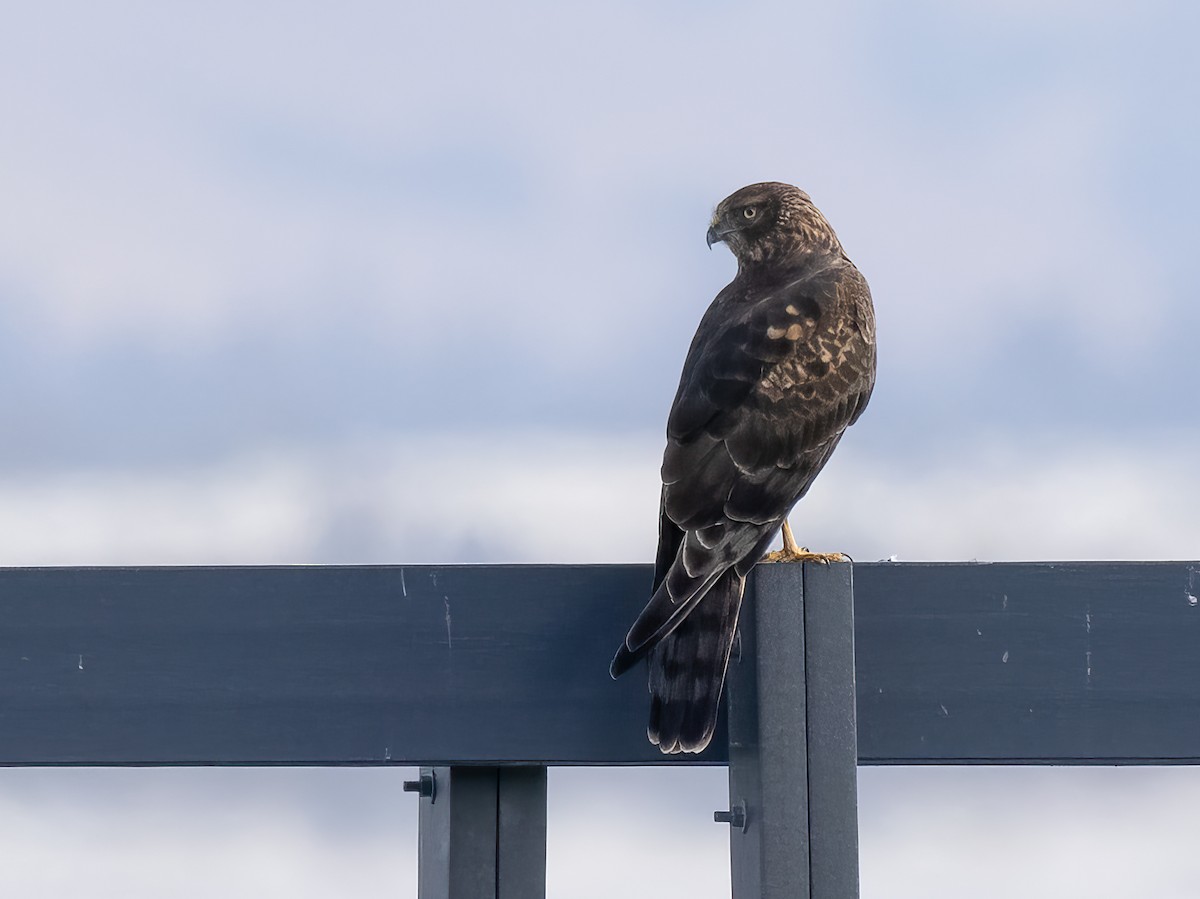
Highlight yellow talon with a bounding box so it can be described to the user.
[761,520,849,564]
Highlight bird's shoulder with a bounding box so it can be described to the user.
[667,255,870,441]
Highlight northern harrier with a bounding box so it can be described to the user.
[610,182,876,753]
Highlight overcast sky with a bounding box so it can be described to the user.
[2,0,1198,895]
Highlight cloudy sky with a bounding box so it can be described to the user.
[2,0,1198,895]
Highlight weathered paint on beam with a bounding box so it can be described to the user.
[854,561,1200,764]
[0,562,1198,766]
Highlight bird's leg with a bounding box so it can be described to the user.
[761,519,848,564]
[781,519,802,555]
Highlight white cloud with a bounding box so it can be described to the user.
[0,430,1195,566]
[860,766,1200,899]
[0,432,663,565]
[0,768,415,898]
[0,0,1191,387]
[549,768,731,897]
[799,435,1200,562]
[5,765,1200,898]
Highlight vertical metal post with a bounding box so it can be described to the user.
[723,561,859,898]
[802,563,860,897]
[496,767,548,899]
[414,765,547,899]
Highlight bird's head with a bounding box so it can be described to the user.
[706,182,842,268]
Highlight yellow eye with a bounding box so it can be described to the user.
[743,207,757,219]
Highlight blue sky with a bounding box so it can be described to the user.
[1,0,1199,894]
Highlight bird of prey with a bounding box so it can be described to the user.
[610,182,876,754]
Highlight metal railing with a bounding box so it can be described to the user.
[3,561,1198,897]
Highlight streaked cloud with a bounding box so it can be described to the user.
[1,431,1195,567]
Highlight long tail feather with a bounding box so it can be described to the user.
[647,569,745,753]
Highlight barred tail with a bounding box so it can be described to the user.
[647,569,745,754]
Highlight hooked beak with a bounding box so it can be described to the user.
[706,224,726,249]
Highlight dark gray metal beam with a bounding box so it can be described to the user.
[418,768,496,898]
[725,563,811,897]
[802,562,860,896]
[723,562,859,899]
[496,767,547,899]
[853,561,1200,764]
[415,766,547,899]
[0,562,1198,765]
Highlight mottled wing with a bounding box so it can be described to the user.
[624,264,875,654]
[611,262,875,751]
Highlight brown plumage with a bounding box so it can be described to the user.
[610,182,876,754]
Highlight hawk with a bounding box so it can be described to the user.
[610,182,876,754]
